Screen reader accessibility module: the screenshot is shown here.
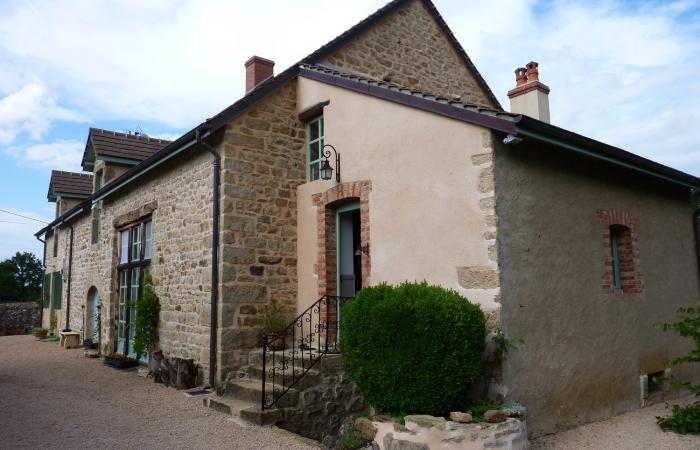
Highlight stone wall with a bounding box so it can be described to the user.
[218,81,307,377]
[276,355,369,445]
[494,138,700,436]
[0,302,40,336]
[320,0,497,108]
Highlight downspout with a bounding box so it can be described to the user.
[196,124,220,389]
[62,226,74,332]
[36,234,45,327]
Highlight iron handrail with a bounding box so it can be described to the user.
[261,295,352,410]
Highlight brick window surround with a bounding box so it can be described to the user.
[312,180,372,297]
[597,209,643,295]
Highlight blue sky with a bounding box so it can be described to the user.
[1,0,699,260]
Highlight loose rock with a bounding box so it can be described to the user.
[355,417,378,441]
[383,433,429,450]
[404,414,447,430]
[484,409,507,423]
[449,411,473,423]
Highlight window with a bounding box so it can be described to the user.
[53,230,58,257]
[91,208,100,245]
[307,116,324,181]
[610,224,632,293]
[117,219,152,357]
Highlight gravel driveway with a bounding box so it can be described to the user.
[532,394,700,450]
[0,335,319,450]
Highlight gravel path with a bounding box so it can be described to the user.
[532,394,700,450]
[0,335,319,450]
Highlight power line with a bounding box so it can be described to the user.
[0,208,49,224]
[0,220,37,225]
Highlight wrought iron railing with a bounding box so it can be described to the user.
[261,295,352,409]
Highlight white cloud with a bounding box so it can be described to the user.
[6,140,84,171]
[0,207,51,261]
[0,0,698,175]
[0,80,85,144]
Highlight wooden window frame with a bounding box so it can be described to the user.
[307,115,324,181]
[116,217,152,357]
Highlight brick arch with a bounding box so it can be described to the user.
[596,209,644,295]
[312,181,372,297]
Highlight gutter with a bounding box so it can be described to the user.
[513,117,700,190]
[36,234,45,326]
[196,124,220,389]
[62,226,74,332]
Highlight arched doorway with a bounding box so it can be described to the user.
[85,287,100,345]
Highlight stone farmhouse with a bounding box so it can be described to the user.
[36,0,700,437]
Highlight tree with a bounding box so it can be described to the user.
[0,252,42,302]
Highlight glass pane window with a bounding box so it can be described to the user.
[120,230,129,264]
[131,267,141,301]
[307,116,324,181]
[131,225,141,262]
[144,221,153,260]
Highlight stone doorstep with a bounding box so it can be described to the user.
[245,364,321,390]
[227,379,300,408]
[202,395,284,427]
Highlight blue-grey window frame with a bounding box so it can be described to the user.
[307,115,324,181]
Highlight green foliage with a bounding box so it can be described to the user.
[466,399,498,422]
[655,300,700,434]
[395,415,405,426]
[657,402,700,434]
[336,426,366,450]
[493,330,523,362]
[253,302,293,333]
[341,282,486,416]
[656,300,700,396]
[49,311,57,334]
[0,252,42,303]
[133,275,160,357]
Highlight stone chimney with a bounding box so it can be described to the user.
[507,61,550,123]
[245,56,275,93]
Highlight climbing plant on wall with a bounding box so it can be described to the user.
[133,275,160,358]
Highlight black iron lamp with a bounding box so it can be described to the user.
[320,144,340,182]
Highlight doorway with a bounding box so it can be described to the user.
[85,287,100,345]
[336,202,362,297]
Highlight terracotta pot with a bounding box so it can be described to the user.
[32,329,48,339]
[265,331,288,350]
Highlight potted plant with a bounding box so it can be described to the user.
[254,303,293,350]
[49,312,58,336]
[104,352,139,369]
[32,327,48,339]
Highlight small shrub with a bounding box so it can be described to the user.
[657,402,700,434]
[336,426,366,450]
[253,302,293,333]
[341,282,486,416]
[655,299,700,433]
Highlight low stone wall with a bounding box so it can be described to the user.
[0,302,40,336]
[374,415,528,450]
[277,354,369,446]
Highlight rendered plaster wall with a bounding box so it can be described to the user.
[296,77,498,313]
[494,139,700,437]
[320,0,497,108]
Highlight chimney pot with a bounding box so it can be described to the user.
[507,61,550,123]
[526,61,539,81]
[245,55,275,93]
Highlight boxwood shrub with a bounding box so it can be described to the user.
[340,282,486,415]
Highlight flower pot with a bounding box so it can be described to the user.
[32,329,48,339]
[104,355,139,369]
[265,331,288,351]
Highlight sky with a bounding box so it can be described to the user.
[0,0,699,260]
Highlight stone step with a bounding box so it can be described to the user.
[245,364,321,390]
[239,405,284,426]
[202,395,255,417]
[227,379,300,408]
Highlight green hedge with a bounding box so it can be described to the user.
[340,282,486,415]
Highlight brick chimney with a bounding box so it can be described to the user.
[245,56,275,93]
[507,61,551,123]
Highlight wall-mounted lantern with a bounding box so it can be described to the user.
[320,144,340,182]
